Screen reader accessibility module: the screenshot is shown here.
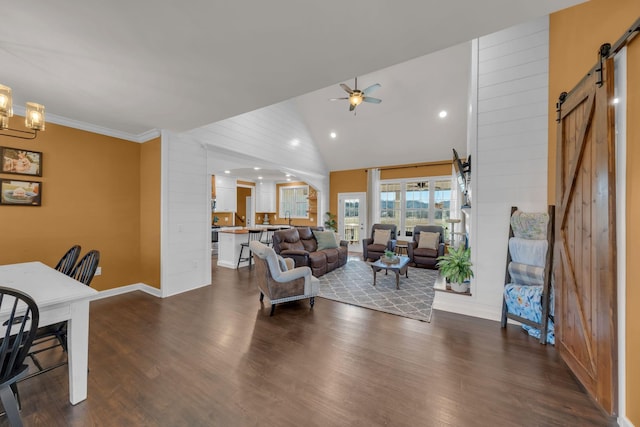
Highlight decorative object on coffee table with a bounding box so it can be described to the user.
[381,249,399,264]
[436,245,473,293]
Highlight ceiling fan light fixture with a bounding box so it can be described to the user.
[349,93,363,106]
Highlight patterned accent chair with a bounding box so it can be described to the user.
[249,240,319,316]
[362,224,397,261]
[407,225,446,269]
[501,206,555,344]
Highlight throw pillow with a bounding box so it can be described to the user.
[277,255,289,271]
[313,230,339,250]
[418,231,439,249]
[373,229,391,246]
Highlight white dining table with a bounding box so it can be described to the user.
[0,261,98,405]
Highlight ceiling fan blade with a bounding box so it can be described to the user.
[363,97,382,104]
[329,97,349,101]
[340,83,353,94]
[363,83,381,96]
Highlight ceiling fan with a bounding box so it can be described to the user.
[330,77,381,113]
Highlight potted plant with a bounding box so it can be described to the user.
[324,211,337,231]
[436,246,473,293]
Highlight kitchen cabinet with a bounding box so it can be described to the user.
[256,180,276,212]
[215,176,237,212]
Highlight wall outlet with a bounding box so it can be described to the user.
[95,267,102,276]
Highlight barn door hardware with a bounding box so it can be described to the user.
[595,43,611,87]
[556,92,568,123]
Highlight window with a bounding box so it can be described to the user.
[379,177,452,238]
[279,185,308,219]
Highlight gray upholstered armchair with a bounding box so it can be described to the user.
[362,224,397,261]
[249,240,319,316]
[407,225,445,269]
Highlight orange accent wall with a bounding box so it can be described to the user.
[550,2,640,423]
[329,169,368,216]
[236,186,252,226]
[140,138,161,289]
[0,119,156,291]
[380,161,451,180]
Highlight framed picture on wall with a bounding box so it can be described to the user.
[1,147,42,176]
[0,179,42,206]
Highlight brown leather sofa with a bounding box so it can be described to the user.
[407,225,445,269]
[272,227,348,277]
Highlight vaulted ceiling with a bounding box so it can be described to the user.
[2,0,585,176]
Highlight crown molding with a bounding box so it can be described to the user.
[11,105,161,143]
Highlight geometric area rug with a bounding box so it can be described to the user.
[317,260,439,322]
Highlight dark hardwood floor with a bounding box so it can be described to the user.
[7,258,616,426]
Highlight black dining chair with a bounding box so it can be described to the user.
[0,286,39,427]
[26,249,100,379]
[70,250,100,287]
[54,245,81,276]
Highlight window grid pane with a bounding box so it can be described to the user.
[280,186,309,218]
[405,181,429,236]
[433,179,452,228]
[379,176,453,238]
[380,183,401,230]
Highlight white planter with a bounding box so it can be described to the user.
[450,281,469,293]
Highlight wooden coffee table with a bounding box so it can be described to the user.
[370,256,410,289]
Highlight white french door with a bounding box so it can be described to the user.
[338,192,366,253]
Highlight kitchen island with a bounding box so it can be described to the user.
[217,226,289,269]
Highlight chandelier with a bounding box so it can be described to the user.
[0,84,46,140]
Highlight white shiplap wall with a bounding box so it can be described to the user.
[435,16,549,320]
[192,99,330,221]
[161,130,212,297]
[190,100,328,185]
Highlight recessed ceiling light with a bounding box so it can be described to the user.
[285,173,291,177]
[439,110,448,118]
[253,167,261,170]
[258,176,263,180]
[330,132,337,139]
[286,178,291,182]
[290,139,300,147]
[613,97,620,104]
[224,170,230,174]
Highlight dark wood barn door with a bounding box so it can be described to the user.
[555,56,617,415]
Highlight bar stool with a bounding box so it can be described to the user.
[261,226,279,247]
[237,229,263,268]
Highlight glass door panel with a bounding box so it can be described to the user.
[338,192,366,253]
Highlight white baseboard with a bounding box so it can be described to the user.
[620,415,635,427]
[92,283,163,300]
[217,260,251,269]
[433,297,502,322]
